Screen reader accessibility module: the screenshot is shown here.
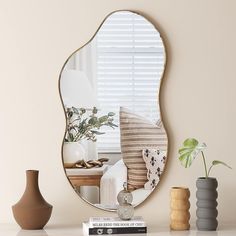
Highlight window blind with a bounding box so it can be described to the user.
[96,11,165,153]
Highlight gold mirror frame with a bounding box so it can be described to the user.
[58,10,169,211]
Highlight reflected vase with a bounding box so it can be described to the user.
[170,187,190,230]
[63,141,86,167]
[12,170,52,230]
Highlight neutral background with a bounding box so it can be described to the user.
[0,0,236,227]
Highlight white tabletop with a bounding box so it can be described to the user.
[66,165,108,176]
[1,223,236,236]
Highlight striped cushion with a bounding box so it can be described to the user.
[120,107,168,190]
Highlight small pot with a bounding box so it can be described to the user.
[196,177,218,231]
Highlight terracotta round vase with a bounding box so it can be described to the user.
[12,170,53,230]
[170,187,190,230]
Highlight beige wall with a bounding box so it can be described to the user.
[0,0,236,226]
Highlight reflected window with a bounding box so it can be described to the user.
[96,12,165,153]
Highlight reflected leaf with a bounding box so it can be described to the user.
[108,112,115,116]
[99,115,108,123]
[88,117,97,125]
[91,130,105,135]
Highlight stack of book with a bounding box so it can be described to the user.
[83,216,147,235]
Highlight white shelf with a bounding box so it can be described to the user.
[0,223,236,236]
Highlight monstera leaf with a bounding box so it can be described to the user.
[178,138,207,168]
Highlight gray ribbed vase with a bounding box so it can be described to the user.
[196,177,218,231]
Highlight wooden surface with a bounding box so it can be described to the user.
[66,165,108,188]
[68,174,102,187]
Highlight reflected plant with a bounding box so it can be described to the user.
[65,107,117,142]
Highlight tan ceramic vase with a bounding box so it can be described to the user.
[170,187,190,230]
[12,170,52,230]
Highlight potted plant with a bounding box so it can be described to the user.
[63,107,117,166]
[178,138,232,231]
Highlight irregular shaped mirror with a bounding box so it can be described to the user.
[59,10,168,211]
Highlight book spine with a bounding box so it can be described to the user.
[89,222,146,228]
[89,227,147,235]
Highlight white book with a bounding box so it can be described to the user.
[89,216,146,228]
[83,222,90,236]
[83,221,147,235]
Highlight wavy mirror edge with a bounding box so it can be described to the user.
[58,9,169,212]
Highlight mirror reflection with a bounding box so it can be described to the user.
[60,11,168,211]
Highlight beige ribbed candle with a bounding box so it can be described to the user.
[170,187,190,230]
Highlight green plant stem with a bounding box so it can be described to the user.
[207,165,214,177]
[201,151,208,178]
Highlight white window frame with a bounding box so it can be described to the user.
[95,11,165,153]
